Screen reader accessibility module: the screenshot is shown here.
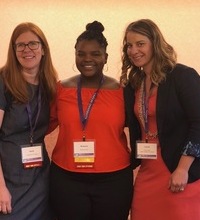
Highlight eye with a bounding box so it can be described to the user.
[76,52,84,57]
[16,43,25,49]
[29,41,38,46]
[126,43,132,49]
[92,52,101,56]
[137,42,144,47]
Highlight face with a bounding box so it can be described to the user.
[15,31,44,74]
[126,31,154,74]
[75,40,108,77]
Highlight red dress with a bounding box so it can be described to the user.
[131,85,200,220]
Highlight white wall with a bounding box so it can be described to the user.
[1,0,200,80]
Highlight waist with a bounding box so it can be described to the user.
[51,162,132,181]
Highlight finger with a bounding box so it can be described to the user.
[1,204,8,214]
[169,185,180,193]
[179,187,184,192]
[0,203,12,214]
[6,204,12,214]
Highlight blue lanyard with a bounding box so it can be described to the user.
[77,75,104,141]
[26,86,42,145]
[142,80,153,143]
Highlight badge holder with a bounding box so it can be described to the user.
[73,140,95,168]
[136,141,157,159]
[21,144,43,168]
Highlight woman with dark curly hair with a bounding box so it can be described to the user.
[49,21,133,220]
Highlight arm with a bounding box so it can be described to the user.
[46,82,61,135]
[0,109,12,214]
[168,66,200,192]
[169,155,194,192]
[46,98,58,135]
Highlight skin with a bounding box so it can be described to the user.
[62,39,119,90]
[126,31,154,76]
[75,39,108,87]
[15,31,44,85]
[0,31,44,214]
[126,31,154,96]
[126,31,195,193]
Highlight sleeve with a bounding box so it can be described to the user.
[0,76,7,111]
[174,66,200,158]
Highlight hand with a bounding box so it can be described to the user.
[0,185,12,214]
[168,168,188,193]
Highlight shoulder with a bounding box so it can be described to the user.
[165,63,200,86]
[61,75,79,88]
[166,64,200,97]
[103,76,120,89]
[171,63,199,77]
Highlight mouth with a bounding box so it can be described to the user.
[130,55,142,61]
[23,55,35,59]
[82,64,94,70]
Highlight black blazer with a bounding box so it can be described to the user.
[124,64,200,183]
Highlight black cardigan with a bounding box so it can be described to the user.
[124,64,200,183]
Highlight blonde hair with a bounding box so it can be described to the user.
[0,22,58,103]
[120,19,177,90]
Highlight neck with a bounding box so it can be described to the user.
[23,70,39,85]
[80,73,104,88]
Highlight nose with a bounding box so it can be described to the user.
[84,54,92,61]
[128,45,138,55]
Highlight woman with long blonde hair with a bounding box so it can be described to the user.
[121,19,200,220]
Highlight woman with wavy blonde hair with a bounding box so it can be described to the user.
[121,19,200,220]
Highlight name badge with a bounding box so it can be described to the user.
[21,144,43,168]
[136,142,157,159]
[73,140,95,168]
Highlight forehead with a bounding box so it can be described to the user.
[126,31,150,43]
[15,31,39,43]
[76,39,103,51]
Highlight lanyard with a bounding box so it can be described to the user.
[142,80,153,143]
[77,75,104,141]
[26,86,42,145]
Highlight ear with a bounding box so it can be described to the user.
[105,53,108,64]
[41,48,45,56]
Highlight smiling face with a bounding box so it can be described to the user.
[15,31,44,75]
[75,39,108,78]
[126,31,154,74]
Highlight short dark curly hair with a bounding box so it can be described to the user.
[75,21,108,50]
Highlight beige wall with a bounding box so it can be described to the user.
[1,0,200,80]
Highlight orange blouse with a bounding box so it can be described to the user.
[49,82,130,173]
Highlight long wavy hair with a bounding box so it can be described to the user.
[0,22,58,103]
[120,19,177,90]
